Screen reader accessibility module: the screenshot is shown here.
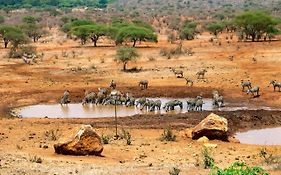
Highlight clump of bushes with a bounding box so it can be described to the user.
[202,147,215,169]
[159,43,187,59]
[160,127,176,142]
[120,128,132,145]
[169,167,181,175]
[8,45,37,58]
[210,162,269,175]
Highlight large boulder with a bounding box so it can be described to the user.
[54,125,103,156]
[192,113,228,141]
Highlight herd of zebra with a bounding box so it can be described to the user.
[60,79,280,112]
[60,88,224,112]
[241,80,281,97]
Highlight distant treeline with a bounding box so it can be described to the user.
[0,0,113,9]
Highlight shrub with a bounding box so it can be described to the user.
[210,162,269,175]
[202,147,215,169]
[120,129,132,145]
[160,127,176,142]
[169,167,181,175]
[101,135,110,144]
[29,155,43,163]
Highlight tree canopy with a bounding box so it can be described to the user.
[206,22,225,37]
[179,21,198,40]
[116,25,157,47]
[116,47,139,70]
[235,11,279,41]
[71,24,107,46]
[0,0,113,9]
[0,25,28,48]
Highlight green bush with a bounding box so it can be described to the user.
[160,127,176,142]
[101,135,110,144]
[210,162,269,175]
[202,147,215,169]
[169,167,181,175]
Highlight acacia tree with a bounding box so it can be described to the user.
[206,22,225,37]
[179,21,198,40]
[116,25,157,47]
[0,25,27,48]
[235,11,279,42]
[116,47,139,71]
[22,16,46,42]
[72,24,107,46]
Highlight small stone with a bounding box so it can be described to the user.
[197,136,209,143]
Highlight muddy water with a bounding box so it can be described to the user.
[14,98,277,118]
[236,127,281,145]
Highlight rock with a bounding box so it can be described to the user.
[203,143,217,148]
[227,136,240,143]
[192,113,228,141]
[197,136,209,143]
[54,125,103,156]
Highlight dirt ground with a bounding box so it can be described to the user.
[0,30,281,174]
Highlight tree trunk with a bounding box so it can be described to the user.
[4,41,8,48]
[123,62,127,71]
[93,40,97,47]
[251,34,256,42]
[133,40,136,47]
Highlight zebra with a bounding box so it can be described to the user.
[139,80,148,90]
[149,99,162,111]
[125,93,136,107]
[241,80,252,92]
[247,86,260,97]
[212,91,224,108]
[187,96,204,111]
[186,98,197,111]
[163,100,183,111]
[109,80,116,89]
[60,90,70,105]
[184,77,193,87]
[135,97,147,107]
[194,97,204,111]
[140,99,154,111]
[171,68,184,78]
[269,80,281,92]
[82,91,97,105]
[196,69,207,79]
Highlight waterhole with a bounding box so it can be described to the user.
[236,127,281,145]
[13,98,277,118]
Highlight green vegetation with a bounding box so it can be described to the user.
[210,162,269,175]
[101,135,110,144]
[61,18,157,47]
[160,127,176,142]
[22,16,46,42]
[169,167,181,175]
[202,147,215,169]
[0,0,114,9]
[116,25,157,47]
[0,16,4,24]
[71,24,107,46]
[179,21,198,40]
[116,47,139,71]
[235,11,279,41]
[206,22,225,37]
[120,129,132,145]
[0,25,28,48]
